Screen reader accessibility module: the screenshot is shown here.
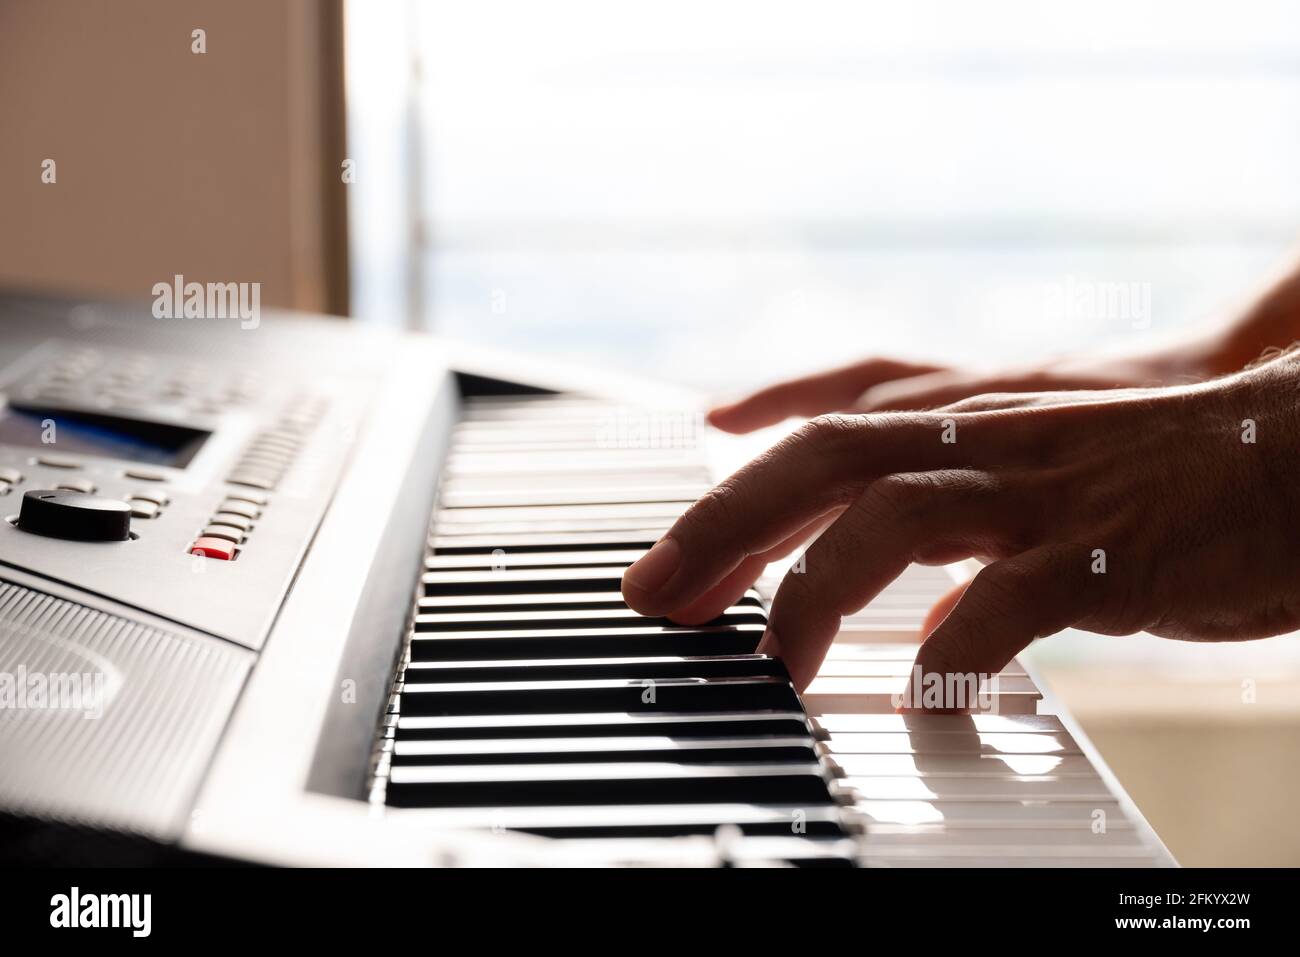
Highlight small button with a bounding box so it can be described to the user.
[127,499,161,519]
[237,454,290,472]
[123,468,167,482]
[224,489,268,507]
[217,500,260,520]
[0,468,23,484]
[129,489,170,506]
[35,454,82,470]
[227,473,277,490]
[190,536,236,560]
[54,479,97,495]
[201,523,246,544]
[249,436,300,452]
[243,443,295,459]
[210,512,253,531]
[238,453,289,468]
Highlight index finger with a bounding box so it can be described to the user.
[621,412,993,617]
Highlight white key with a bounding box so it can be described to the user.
[819,730,1081,756]
[813,713,1065,734]
[842,775,1113,801]
[853,799,1124,826]
[829,753,1098,777]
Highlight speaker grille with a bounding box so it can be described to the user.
[0,579,252,840]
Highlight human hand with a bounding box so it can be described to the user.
[624,351,1300,697]
[707,345,1219,434]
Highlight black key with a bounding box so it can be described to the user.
[409,625,762,660]
[512,811,847,832]
[417,590,763,612]
[397,675,801,716]
[385,761,835,807]
[392,710,814,740]
[522,819,847,839]
[390,733,820,765]
[403,653,786,683]
[415,607,766,632]
[382,802,848,838]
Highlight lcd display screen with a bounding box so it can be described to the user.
[0,405,211,468]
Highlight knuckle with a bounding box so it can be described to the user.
[683,479,744,536]
[865,473,929,522]
[966,563,1023,617]
[794,413,863,452]
[865,469,996,524]
[943,392,1011,413]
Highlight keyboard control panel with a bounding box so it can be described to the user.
[0,294,388,650]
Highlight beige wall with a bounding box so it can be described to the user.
[0,0,348,313]
[1086,720,1300,866]
[1039,659,1300,866]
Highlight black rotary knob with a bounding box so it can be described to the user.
[17,489,132,542]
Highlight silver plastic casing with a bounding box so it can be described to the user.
[185,338,703,866]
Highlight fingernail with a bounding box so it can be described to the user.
[623,537,681,596]
[755,627,781,658]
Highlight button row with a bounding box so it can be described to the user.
[224,395,329,491]
[126,487,170,519]
[226,427,308,490]
[188,495,268,559]
[27,349,265,414]
[0,463,171,517]
[24,454,172,486]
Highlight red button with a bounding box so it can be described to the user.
[190,536,236,560]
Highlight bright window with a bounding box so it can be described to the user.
[350,0,1300,390]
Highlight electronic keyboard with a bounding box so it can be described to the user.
[0,291,1175,867]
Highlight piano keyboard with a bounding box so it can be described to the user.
[370,393,1173,867]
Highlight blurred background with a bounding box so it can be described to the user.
[3,0,1300,863]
